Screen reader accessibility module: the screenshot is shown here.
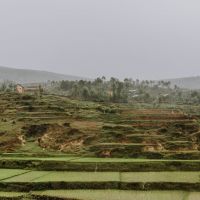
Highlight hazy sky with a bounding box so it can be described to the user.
[0,0,200,80]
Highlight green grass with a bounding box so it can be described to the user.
[0,152,76,157]
[3,171,50,182]
[94,143,150,146]
[0,156,80,161]
[69,157,200,163]
[1,156,200,172]
[2,169,200,184]
[31,190,200,200]
[1,155,200,162]
[2,171,119,183]
[121,172,200,183]
[0,169,29,180]
[18,142,46,153]
[0,191,26,198]
[32,172,119,182]
[0,121,20,132]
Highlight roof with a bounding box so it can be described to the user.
[25,86,39,89]
[25,88,39,91]
[16,84,24,88]
[16,84,40,90]
[129,89,137,92]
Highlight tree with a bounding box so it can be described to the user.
[82,86,90,100]
[0,82,7,91]
[71,83,79,98]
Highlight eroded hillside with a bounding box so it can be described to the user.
[0,92,200,159]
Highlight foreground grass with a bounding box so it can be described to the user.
[0,190,199,200]
[0,156,200,172]
[32,190,200,200]
[1,169,200,183]
[0,191,26,198]
[0,169,29,180]
[1,155,200,162]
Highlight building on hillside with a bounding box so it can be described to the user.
[16,84,42,95]
[107,90,113,97]
[16,84,24,94]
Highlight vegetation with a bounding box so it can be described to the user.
[0,82,200,199]
[48,77,200,105]
[0,190,199,200]
[0,168,200,192]
[0,91,200,158]
[31,190,200,200]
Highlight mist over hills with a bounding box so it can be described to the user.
[0,66,200,89]
[0,66,85,83]
[165,76,200,90]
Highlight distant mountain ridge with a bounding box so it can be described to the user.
[0,66,200,89]
[165,76,200,90]
[0,66,86,83]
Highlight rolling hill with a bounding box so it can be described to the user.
[0,66,200,89]
[0,66,86,83]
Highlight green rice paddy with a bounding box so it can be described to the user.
[1,169,200,184]
[0,169,28,180]
[1,155,200,162]
[0,93,200,199]
[0,190,199,200]
[0,191,26,198]
[31,190,200,200]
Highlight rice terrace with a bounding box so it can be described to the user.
[1,1,200,199]
[0,81,200,199]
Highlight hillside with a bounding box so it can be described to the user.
[0,92,200,159]
[165,76,200,90]
[0,66,85,83]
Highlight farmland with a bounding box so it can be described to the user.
[0,92,200,158]
[0,92,200,199]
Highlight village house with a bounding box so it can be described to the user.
[16,84,24,94]
[16,84,42,95]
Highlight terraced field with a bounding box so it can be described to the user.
[32,190,200,200]
[1,169,200,185]
[0,92,200,199]
[0,165,199,199]
[0,92,200,159]
[1,190,200,200]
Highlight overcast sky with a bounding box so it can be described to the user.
[0,0,200,80]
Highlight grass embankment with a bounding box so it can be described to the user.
[0,191,26,200]
[0,156,200,171]
[0,169,199,191]
[0,190,199,200]
[31,190,200,200]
